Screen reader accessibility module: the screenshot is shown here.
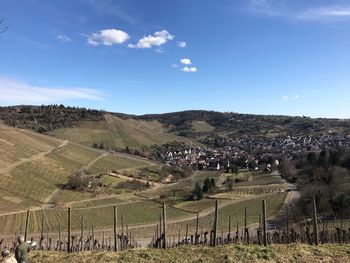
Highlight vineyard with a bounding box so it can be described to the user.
[1,122,348,263]
[50,115,191,150]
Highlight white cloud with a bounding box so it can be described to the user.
[180,58,192,65]
[87,29,129,46]
[128,30,174,49]
[0,77,105,105]
[55,34,71,43]
[178,41,187,48]
[181,66,198,73]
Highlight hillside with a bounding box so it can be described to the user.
[50,114,192,150]
[135,110,350,138]
[2,106,350,148]
[0,123,156,214]
[28,244,350,263]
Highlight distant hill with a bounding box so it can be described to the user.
[135,110,350,139]
[1,106,350,149]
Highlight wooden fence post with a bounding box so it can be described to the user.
[313,196,319,246]
[91,225,95,250]
[40,210,44,249]
[113,206,117,252]
[286,206,289,244]
[80,215,84,251]
[244,207,247,244]
[162,202,167,249]
[262,200,267,247]
[228,215,231,241]
[67,207,71,253]
[159,215,162,248]
[58,223,61,250]
[213,200,218,247]
[24,210,30,241]
[195,212,199,245]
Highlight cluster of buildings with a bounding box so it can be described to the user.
[153,133,350,172]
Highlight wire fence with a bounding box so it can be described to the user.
[0,197,349,254]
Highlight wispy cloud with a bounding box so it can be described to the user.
[87,29,129,46]
[297,6,350,21]
[243,0,350,22]
[245,0,284,17]
[55,34,72,43]
[0,77,105,105]
[128,30,174,49]
[81,0,137,25]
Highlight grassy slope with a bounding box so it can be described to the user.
[51,114,192,149]
[86,154,150,175]
[191,120,215,132]
[29,244,350,263]
[0,142,101,213]
[0,124,61,169]
[0,122,160,215]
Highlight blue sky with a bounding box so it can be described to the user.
[1,0,350,118]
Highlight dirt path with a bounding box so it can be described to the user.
[44,152,110,205]
[85,153,110,170]
[0,139,68,174]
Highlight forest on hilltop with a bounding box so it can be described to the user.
[1,105,350,139]
[0,105,103,133]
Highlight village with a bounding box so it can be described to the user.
[152,132,350,172]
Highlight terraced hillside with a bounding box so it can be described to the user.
[51,114,191,150]
[0,123,155,214]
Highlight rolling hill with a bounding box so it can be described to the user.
[2,106,350,150]
[50,114,192,150]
